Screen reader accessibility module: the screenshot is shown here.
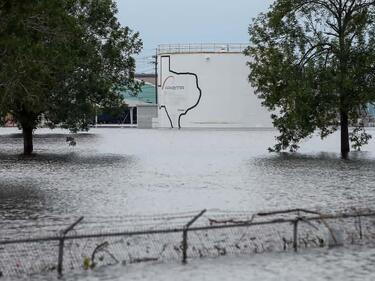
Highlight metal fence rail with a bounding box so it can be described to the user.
[1,207,375,279]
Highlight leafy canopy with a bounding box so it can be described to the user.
[0,0,142,132]
[245,0,375,152]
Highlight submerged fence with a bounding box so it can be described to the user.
[1,207,375,278]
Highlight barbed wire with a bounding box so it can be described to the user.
[1,206,375,279]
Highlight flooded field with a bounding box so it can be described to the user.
[1,127,375,222]
[1,127,375,280]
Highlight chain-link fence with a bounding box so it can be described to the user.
[1,207,375,279]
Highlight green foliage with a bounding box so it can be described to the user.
[0,0,142,134]
[350,126,372,151]
[245,0,375,153]
[83,257,92,270]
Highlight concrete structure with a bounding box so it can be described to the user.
[137,104,158,129]
[155,44,273,128]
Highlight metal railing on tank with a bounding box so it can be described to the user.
[157,43,249,55]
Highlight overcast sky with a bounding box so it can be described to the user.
[116,0,274,73]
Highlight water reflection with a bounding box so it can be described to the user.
[0,129,136,236]
[0,182,47,219]
[0,152,129,165]
[249,152,375,211]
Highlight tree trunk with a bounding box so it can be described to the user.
[340,111,350,159]
[22,126,34,155]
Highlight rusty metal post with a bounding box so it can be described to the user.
[358,215,363,240]
[182,229,188,263]
[57,217,84,277]
[293,219,299,252]
[57,237,65,276]
[182,210,206,264]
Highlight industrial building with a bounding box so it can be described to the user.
[96,44,274,129]
[153,43,273,129]
[96,44,279,129]
[96,74,158,128]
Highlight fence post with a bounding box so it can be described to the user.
[182,210,206,264]
[57,217,84,277]
[57,237,65,277]
[293,218,299,252]
[182,229,188,263]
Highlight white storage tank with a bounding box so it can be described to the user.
[156,43,273,129]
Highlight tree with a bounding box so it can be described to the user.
[245,0,375,158]
[0,0,142,155]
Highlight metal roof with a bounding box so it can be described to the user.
[121,84,156,106]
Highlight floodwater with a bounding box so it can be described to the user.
[56,245,375,281]
[1,127,375,223]
[1,127,375,280]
